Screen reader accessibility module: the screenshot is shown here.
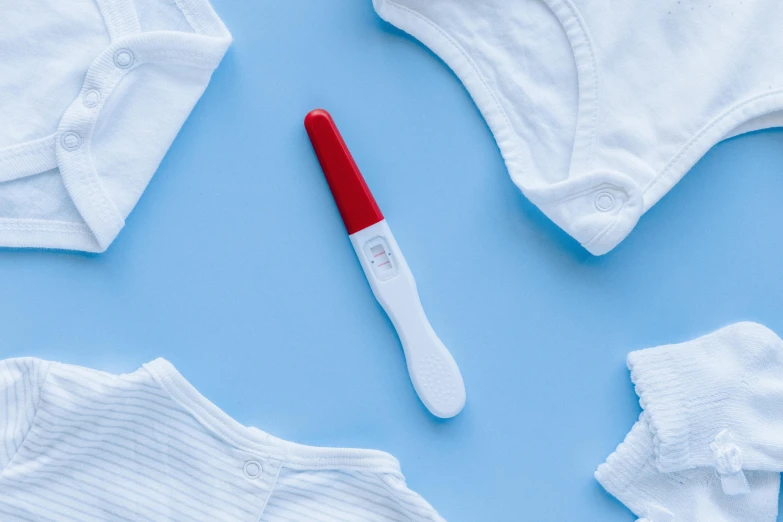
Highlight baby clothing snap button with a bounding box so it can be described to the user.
[113,49,134,69]
[61,132,82,151]
[243,460,263,479]
[524,170,643,255]
[83,90,101,108]
[594,192,615,212]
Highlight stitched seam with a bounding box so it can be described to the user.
[536,181,631,249]
[0,361,54,479]
[544,182,615,204]
[0,221,90,232]
[0,134,56,167]
[65,138,121,244]
[67,34,227,241]
[369,472,439,522]
[548,0,599,165]
[144,364,399,470]
[142,366,283,460]
[644,88,783,196]
[387,0,601,178]
[382,0,628,251]
[60,59,145,245]
[382,0,624,250]
[382,1,528,173]
[139,52,222,69]
[254,462,282,522]
[584,204,628,247]
[94,0,141,40]
[83,148,119,239]
[172,0,204,33]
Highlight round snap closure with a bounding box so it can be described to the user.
[83,90,101,108]
[243,460,262,479]
[61,132,82,151]
[113,49,134,69]
[594,192,615,212]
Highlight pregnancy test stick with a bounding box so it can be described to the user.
[304,109,466,419]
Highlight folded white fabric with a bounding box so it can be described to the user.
[0,0,231,252]
[372,0,783,255]
[0,357,444,521]
[627,322,783,494]
[596,413,780,522]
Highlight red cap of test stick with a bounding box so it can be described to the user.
[304,109,384,235]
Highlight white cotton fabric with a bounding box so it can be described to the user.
[0,358,444,522]
[627,322,783,483]
[372,0,783,255]
[596,413,780,522]
[0,0,231,252]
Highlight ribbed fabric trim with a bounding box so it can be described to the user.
[372,0,597,181]
[625,325,760,473]
[595,414,694,520]
[143,359,404,475]
[173,0,231,37]
[627,346,700,473]
[597,415,783,522]
[372,0,644,256]
[95,0,141,39]
[595,415,657,498]
[642,90,783,213]
[0,358,54,474]
[0,8,231,252]
[374,1,783,256]
[0,135,57,183]
[55,30,231,251]
[0,220,101,252]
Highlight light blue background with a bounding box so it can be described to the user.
[4,1,783,520]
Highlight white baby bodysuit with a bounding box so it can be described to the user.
[0,0,231,252]
[373,0,783,255]
[0,358,444,521]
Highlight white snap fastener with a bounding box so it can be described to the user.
[83,90,101,108]
[594,192,615,212]
[243,460,262,479]
[113,49,134,69]
[61,132,82,151]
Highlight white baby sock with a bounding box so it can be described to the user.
[596,414,780,522]
[627,322,783,493]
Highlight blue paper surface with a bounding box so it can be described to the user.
[4,1,783,519]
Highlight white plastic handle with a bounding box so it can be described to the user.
[350,220,466,418]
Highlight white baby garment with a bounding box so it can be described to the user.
[0,358,444,521]
[627,322,783,492]
[596,413,780,522]
[0,0,231,252]
[373,0,783,255]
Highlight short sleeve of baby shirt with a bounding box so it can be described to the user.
[0,358,52,471]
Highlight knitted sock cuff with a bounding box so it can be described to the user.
[595,415,658,502]
[627,322,783,473]
[626,325,749,472]
[597,414,782,522]
[595,415,691,520]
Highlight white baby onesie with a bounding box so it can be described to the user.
[373,0,783,255]
[0,0,231,252]
[0,358,444,521]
